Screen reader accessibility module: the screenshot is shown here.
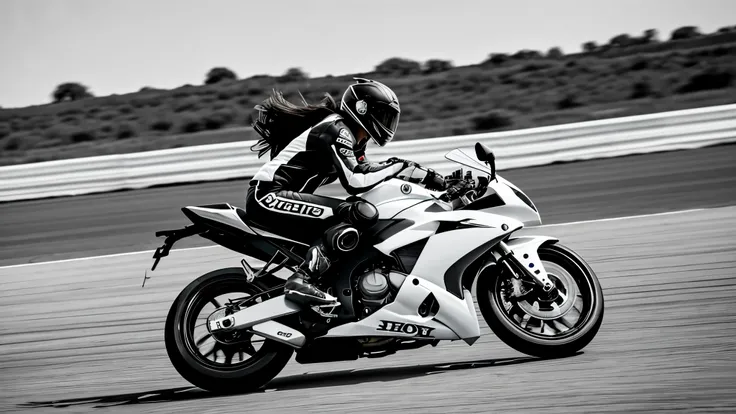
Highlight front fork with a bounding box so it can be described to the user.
[496,241,555,292]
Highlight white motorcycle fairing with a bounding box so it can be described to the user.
[208,179,533,346]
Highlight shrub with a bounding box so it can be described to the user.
[630,58,649,71]
[68,126,97,143]
[278,67,308,82]
[677,68,734,93]
[118,105,134,114]
[546,47,564,59]
[630,81,654,99]
[179,114,204,133]
[247,86,264,96]
[470,110,514,131]
[671,26,701,41]
[59,108,83,116]
[582,41,598,53]
[216,89,236,100]
[99,123,114,134]
[556,93,584,110]
[511,50,542,60]
[423,59,453,74]
[3,133,42,151]
[174,96,201,112]
[375,57,422,76]
[202,110,235,130]
[98,110,118,121]
[205,67,237,85]
[116,122,137,139]
[150,119,173,131]
[0,123,10,139]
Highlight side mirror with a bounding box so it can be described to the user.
[474,142,496,181]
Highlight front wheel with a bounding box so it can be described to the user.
[165,268,293,393]
[477,243,604,358]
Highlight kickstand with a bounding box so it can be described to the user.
[141,270,151,288]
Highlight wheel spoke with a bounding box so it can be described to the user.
[242,342,257,356]
[210,298,221,308]
[520,314,531,329]
[202,342,220,359]
[195,333,212,347]
[558,316,575,329]
[224,349,234,365]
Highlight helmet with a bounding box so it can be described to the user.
[340,78,400,147]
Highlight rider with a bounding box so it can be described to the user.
[246,78,441,306]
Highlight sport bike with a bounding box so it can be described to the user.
[150,142,604,393]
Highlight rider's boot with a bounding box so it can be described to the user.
[284,246,338,306]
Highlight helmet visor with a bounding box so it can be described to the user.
[372,103,400,136]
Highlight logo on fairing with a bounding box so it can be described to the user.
[400,183,412,194]
[356,100,368,115]
[262,193,324,217]
[339,148,354,157]
[377,320,435,338]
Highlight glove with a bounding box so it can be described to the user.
[445,179,475,200]
[421,168,446,191]
[387,157,419,169]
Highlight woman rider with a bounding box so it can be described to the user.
[247,78,441,306]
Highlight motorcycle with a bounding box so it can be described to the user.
[149,142,604,393]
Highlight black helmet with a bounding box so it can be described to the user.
[340,78,400,147]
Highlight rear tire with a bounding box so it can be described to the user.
[478,243,604,358]
[165,268,293,393]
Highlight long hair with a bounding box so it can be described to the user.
[251,90,339,159]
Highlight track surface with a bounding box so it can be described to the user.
[1,207,735,413]
[1,144,736,267]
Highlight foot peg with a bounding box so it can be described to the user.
[311,302,341,319]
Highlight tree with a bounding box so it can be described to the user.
[671,26,701,40]
[278,67,308,82]
[51,82,93,103]
[546,47,564,59]
[582,41,598,53]
[485,53,509,65]
[424,59,453,74]
[375,57,422,76]
[717,25,736,33]
[205,67,237,85]
[512,49,542,60]
[643,29,659,43]
[609,33,634,48]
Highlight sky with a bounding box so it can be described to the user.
[1,0,734,108]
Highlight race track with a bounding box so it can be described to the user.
[2,206,735,413]
[1,144,735,267]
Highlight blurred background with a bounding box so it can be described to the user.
[1,0,735,166]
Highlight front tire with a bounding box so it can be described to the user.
[165,268,293,393]
[478,243,604,358]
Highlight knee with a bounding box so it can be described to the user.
[337,199,378,230]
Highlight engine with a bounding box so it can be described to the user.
[356,268,406,316]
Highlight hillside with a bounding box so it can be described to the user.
[1,28,735,166]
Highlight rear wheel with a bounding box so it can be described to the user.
[165,268,293,393]
[478,243,604,357]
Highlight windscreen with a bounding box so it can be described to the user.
[444,148,493,176]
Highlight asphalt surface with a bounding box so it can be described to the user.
[1,144,735,267]
[1,207,735,413]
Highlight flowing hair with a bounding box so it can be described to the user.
[251,90,339,159]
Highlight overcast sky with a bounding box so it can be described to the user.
[1,0,734,108]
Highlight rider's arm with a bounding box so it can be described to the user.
[318,125,405,195]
